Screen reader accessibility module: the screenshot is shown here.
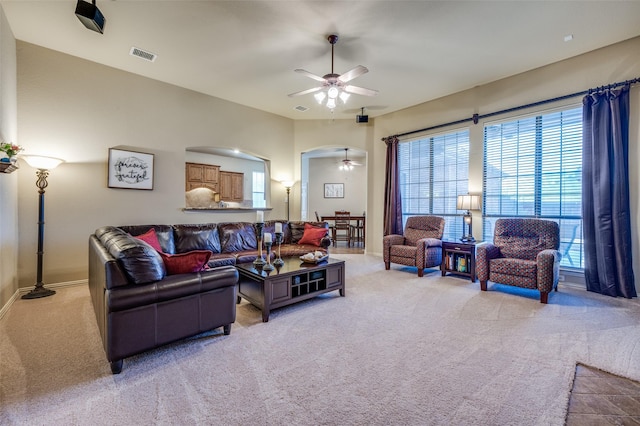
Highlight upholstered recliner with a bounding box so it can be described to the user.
[476,218,562,303]
[383,216,445,277]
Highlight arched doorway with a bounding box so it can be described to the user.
[301,147,367,252]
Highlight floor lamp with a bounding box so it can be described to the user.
[280,180,294,221]
[21,155,64,299]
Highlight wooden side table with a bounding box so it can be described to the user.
[441,240,477,282]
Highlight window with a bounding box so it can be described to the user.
[483,106,583,269]
[252,171,266,208]
[398,129,470,241]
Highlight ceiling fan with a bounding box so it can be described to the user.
[288,34,378,109]
[339,148,362,171]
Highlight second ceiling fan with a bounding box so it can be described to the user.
[339,148,362,171]
[288,35,378,110]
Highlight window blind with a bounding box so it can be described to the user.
[483,106,583,269]
[399,130,470,241]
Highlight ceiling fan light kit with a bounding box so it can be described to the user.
[288,34,378,111]
[339,148,361,171]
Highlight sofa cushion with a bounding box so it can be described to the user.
[218,222,258,253]
[173,224,221,254]
[117,225,176,254]
[208,253,237,268]
[96,226,166,285]
[159,250,212,275]
[298,223,327,246]
[490,258,537,278]
[106,265,239,312]
[264,221,290,243]
[133,228,163,252]
[235,250,263,264]
[279,244,328,258]
[494,219,560,260]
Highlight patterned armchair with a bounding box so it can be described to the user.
[476,218,562,303]
[383,216,445,277]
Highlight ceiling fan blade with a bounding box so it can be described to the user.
[341,159,362,167]
[294,69,327,82]
[288,86,323,97]
[344,85,379,97]
[338,65,368,83]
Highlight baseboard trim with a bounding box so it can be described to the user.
[560,281,585,291]
[17,279,87,295]
[0,288,21,321]
[0,279,87,321]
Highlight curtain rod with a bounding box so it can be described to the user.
[383,77,640,141]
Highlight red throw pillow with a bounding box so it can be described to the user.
[159,250,212,275]
[134,228,163,252]
[298,224,327,247]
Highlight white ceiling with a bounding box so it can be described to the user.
[2,1,640,121]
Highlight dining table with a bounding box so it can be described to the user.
[320,215,366,248]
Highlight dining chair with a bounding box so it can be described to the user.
[332,211,352,247]
[351,212,365,247]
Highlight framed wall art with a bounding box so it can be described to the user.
[324,183,344,198]
[108,148,154,190]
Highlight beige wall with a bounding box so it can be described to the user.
[293,118,373,223]
[16,42,293,287]
[372,36,640,291]
[307,155,367,218]
[0,6,18,309]
[7,33,640,297]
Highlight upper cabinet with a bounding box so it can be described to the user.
[186,162,244,203]
[186,162,220,191]
[185,147,269,209]
[219,171,244,202]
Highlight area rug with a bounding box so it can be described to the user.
[1,254,639,425]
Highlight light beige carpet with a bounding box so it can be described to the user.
[1,254,640,425]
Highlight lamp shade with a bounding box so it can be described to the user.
[280,180,294,189]
[22,155,64,170]
[456,194,481,211]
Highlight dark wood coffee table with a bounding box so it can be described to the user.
[235,257,345,322]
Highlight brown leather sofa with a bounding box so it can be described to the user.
[88,220,330,374]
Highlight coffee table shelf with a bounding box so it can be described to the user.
[292,269,328,298]
[236,257,345,322]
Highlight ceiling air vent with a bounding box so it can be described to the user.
[129,47,157,62]
[294,105,309,112]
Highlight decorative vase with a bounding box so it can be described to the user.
[0,157,9,163]
[10,156,17,164]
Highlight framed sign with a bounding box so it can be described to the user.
[108,148,154,190]
[324,183,344,198]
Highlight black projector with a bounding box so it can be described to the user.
[356,114,369,123]
[75,0,106,34]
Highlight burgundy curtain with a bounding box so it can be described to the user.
[383,136,403,235]
[582,85,636,298]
